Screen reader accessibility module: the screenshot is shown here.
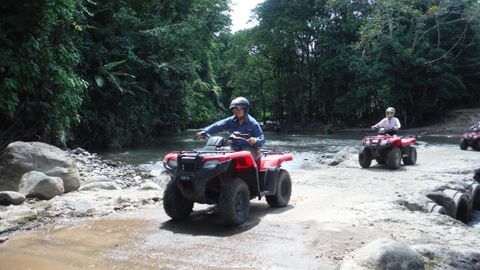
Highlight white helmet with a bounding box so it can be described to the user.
[386,107,396,114]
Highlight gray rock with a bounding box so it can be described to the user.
[329,148,349,166]
[426,191,456,218]
[72,147,87,155]
[0,191,26,205]
[19,171,64,200]
[341,238,425,270]
[140,182,161,190]
[85,175,113,183]
[413,244,480,270]
[79,182,120,191]
[149,169,163,177]
[0,141,80,192]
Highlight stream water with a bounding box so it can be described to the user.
[100,131,480,228]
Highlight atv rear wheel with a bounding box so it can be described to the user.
[219,178,250,225]
[402,146,417,165]
[359,148,372,168]
[460,138,468,150]
[163,178,194,220]
[266,169,292,207]
[472,140,480,151]
[386,147,402,170]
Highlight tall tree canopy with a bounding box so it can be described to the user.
[1,0,479,148]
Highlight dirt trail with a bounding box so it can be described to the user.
[0,144,479,270]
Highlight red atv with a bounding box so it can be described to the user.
[460,128,480,151]
[162,132,293,225]
[359,128,417,170]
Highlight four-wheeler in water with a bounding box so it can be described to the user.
[460,128,480,151]
[359,128,417,170]
[162,132,293,225]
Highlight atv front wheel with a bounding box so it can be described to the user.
[266,169,292,207]
[359,148,372,168]
[386,147,402,170]
[219,178,250,225]
[402,146,417,165]
[460,138,468,150]
[163,178,194,220]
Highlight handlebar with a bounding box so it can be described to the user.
[227,132,251,141]
[195,131,251,141]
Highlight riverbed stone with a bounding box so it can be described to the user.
[0,141,80,192]
[341,238,425,270]
[0,191,26,205]
[85,175,113,183]
[19,171,64,200]
[79,182,120,191]
[329,148,349,166]
[140,181,161,190]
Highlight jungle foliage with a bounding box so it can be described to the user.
[1,0,480,148]
[224,0,480,127]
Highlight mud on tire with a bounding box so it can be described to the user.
[266,169,292,207]
[359,148,372,168]
[402,146,417,165]
[163,178,194,220]
[219,178,250,225]
[386,147,402,170]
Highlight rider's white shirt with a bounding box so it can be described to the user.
[374,117,401,129]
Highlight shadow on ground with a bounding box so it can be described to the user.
[160,202,293,237]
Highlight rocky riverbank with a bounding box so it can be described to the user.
[0,140,479,270]
[0,144,169,237]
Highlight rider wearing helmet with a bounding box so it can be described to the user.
[372,107,402,132]
[195,97,265,157]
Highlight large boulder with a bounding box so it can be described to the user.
[0,141,80,192]
[0,191,26,205]
[19,171,64,200]
[341,238,425,270]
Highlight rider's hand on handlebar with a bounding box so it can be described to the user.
[194,131,204,140]
[247,137,257,145]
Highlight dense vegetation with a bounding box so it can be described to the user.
[1,0,480,148]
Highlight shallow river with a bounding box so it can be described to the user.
[101,131,479,228]
[1,131,479,270]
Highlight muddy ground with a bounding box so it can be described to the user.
[0,141,479,269]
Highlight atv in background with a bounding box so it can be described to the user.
[162,132,293,225]
[460,128,480,151]
[359,128,417,170]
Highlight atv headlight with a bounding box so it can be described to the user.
[364,140,370,146]
[203,160,220,169]
[380,140,388,146]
